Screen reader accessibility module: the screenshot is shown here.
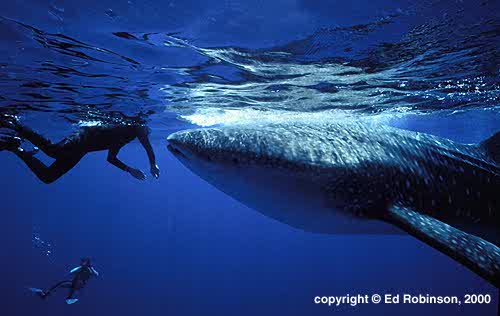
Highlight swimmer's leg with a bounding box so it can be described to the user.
[14,126,61,158]
[13,150,83,184]
[0,136,21,152]
[66,287,76,300]
[65,279,83,304]
[1,116,78,158]
[38,281,72,299]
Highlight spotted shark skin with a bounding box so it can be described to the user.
[167,121,499,287]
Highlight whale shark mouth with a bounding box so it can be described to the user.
[167,143,188,160]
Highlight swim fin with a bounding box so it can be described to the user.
[28,288,47,299]
[28,288,43,294]
[66,298,79,305]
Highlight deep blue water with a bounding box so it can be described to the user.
[0,0,499,315]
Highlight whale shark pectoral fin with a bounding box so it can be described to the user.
[385,205,500,288]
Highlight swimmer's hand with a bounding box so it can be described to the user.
[128,168,146,180]
[151,164,160,179]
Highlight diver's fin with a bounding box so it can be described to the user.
[28,287,44,294]
[385,205,500,288]
[480,131,500,163]
[66,298,79,305]
[28,288,47,299]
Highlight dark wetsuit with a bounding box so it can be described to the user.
[43,265,98,300]
[11,123,157,183]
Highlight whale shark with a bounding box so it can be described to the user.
[167,121,500,287]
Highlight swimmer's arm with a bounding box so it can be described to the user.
[70,266,81,274]
[107,146,132,172]
[69,266,81,275]
[107,146,146,180]
[138,128,160,178]
[138,130,156,167]
[90,267,99,277]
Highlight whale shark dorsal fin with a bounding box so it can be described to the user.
[386,205,500,288]
[480,131,500,163]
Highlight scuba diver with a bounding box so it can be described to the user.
[0,114,160,184]
[30,258,99,305]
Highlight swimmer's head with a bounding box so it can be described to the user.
[80,258,92,266]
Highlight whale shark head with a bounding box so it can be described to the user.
[167,121,401,234]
